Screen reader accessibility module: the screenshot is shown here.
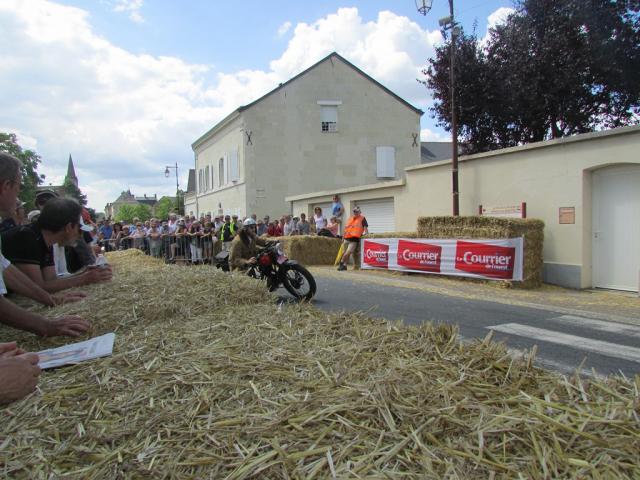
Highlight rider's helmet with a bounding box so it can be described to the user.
[243,218,257,227]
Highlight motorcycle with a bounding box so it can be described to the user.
[215,241,317,301]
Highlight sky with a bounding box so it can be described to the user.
[0,0,515,212]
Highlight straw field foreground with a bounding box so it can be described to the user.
[0,250,638,479]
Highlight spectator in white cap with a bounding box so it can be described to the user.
[1,197,113,292]
[27,210,40,223]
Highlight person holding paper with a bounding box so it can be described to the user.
[1,197,113,293]
[0,342,40,405]
[0,153,90,337]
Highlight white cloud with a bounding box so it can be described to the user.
[480,7,515,47]
[0,0,254,210]
[112,0,144,24]
[270,8,441,108]
[0,2,460,211]
[277,21,292,37]
[421,128,449,142]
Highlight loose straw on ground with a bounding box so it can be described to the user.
[0,250,638,478]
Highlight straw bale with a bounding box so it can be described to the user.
[262,236,342,265]
[417,216,545,289]
[0,250,638,479]
[368,231,419,239]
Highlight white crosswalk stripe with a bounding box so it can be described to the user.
[549,315,640,339]
[503,347,596,378]
[487,323,640,364]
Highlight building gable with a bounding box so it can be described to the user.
[192,52,422,150]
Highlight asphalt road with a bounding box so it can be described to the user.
[298,273,640,378]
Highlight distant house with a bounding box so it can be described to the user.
[104,190,160,219]
[187,51,423,219]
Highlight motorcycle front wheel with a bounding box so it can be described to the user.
[282,264,316,301]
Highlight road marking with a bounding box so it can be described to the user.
[459,335,595,377]
[549,315,640,339]
[504,347,595,378]
[487,323,640,364]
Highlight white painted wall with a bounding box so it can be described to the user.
[192,115,247,217]
[192,54,422,220]
[288,126,640,289]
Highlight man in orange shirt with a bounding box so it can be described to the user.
[337,206,368,271]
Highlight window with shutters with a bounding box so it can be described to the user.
[321,105,338,133]
[218,157,225,187]
[229,149,239,181]
[376,146,396,178]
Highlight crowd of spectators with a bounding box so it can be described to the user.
[0,154,352,406]
[94,195,346,265]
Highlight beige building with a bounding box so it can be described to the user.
[104,190,160,219]
[188,52,422,219]
[288,125,640,292]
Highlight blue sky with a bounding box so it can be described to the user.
[0,0,515,211]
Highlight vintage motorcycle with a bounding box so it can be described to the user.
[215,241,316,301]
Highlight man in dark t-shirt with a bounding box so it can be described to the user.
[2,224,55,270]
[1,198,112,293]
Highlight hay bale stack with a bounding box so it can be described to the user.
[417,216,545,288]
[0,250,637,478]
[368,231,418,239]
[264,236,342,265]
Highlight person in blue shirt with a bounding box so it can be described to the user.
[331,194,345,235]
[98,219,114,251]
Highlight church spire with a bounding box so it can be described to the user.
[66,154,78,187]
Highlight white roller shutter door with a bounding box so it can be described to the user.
[354,198,395,234]
[311,202,333,219]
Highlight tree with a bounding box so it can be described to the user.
[176,189,185,216]
[0,133,45,209]
[424,0,640,154]
[115,204,152,223]
[114,205,137,223]
[132,204,152,221]
[62,177,88,206]
[154,196,176,221]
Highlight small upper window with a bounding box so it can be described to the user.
[321,106,338,133]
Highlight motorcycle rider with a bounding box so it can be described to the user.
[229,218,268,271]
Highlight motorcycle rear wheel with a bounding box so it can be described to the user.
[282,264,316,301]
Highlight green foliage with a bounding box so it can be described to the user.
[0,132,45,209]
[176,189,185,216]
[154,196,176,220]
[424,0,640,154]
[133,204,152,221]
[114,205,137,223]
[115,203,152,223]
[62,177,88,206]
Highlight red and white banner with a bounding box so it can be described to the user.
[361,237,523,281]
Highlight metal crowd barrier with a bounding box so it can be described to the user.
[98,233,220,264]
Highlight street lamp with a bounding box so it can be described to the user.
[416,0,460,216]
[164,162,180,213]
